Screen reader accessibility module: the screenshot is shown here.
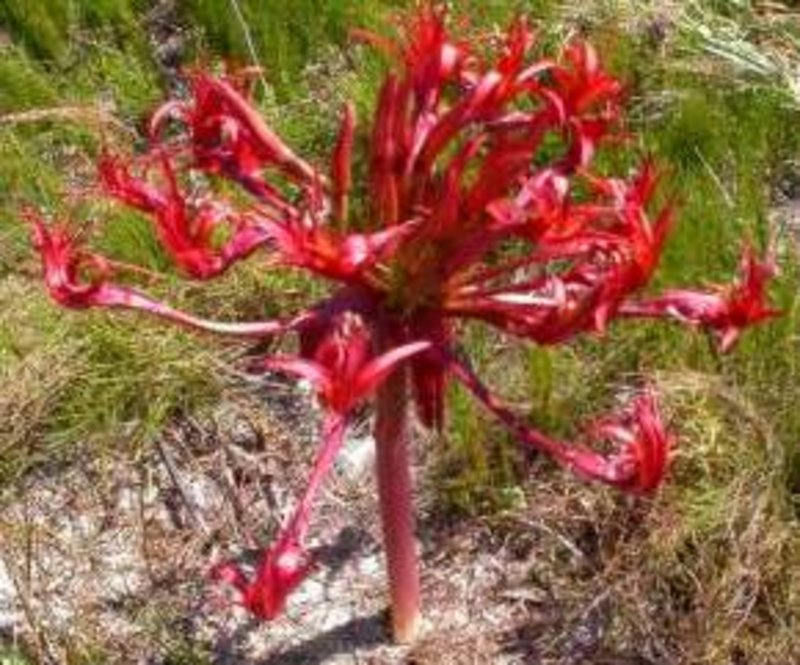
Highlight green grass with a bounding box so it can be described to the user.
[0,0,356,495]
[0,648,30,665]
[0,0,148,68]
[178,0,390,98]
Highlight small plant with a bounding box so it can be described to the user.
[30,4,777,643]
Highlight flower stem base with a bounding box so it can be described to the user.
[374,334,421,644]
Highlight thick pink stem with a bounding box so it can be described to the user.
[374,331,421,643]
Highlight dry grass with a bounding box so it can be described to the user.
[417,358,800,664]
[0,275,224,487]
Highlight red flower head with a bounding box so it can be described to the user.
[99,152,269,280]
[261,315,431,415]
[212,533,313,621]
[30,212,316,338]
[619,244,779,352]
[29,214,112,310]
[445,351,672,495]
[150,70,318,202]
[712,245,780,351]
[578,390,672,494]
[30,3,779,627]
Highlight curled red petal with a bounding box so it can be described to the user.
[99,152,271,279]
[212,415,348,620]
[29,215,110,309]
[583,390,672,493]
[189,72,320,186]
[352,339,432,399]
[259,314,429,414]
[618,244,780,351]
[30,213,315,337]
[98,151,166,213]
[444,350,671,493]
[551,41,623,116]
[259,316,370,412]
[260,215,417,285]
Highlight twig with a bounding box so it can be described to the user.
[693,146,735,208]
[228,0,271,94]
[0,104,133,138]
[155,436,211,536]
[0,518,59,663]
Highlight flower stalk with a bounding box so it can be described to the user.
[374,325,421,643]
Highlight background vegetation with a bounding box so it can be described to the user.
[1,1,800,663]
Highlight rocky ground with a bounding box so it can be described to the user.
[0,371,671,665]
[0,377,504,664]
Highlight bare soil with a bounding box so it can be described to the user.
[0,370,678,665]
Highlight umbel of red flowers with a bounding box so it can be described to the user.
[31,5,777,643]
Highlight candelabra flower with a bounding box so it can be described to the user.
[31,4,777,643]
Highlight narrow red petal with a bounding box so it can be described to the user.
[213,415,348,620]
[617,245,779,351]
[444,350,671,493]
[331,102,356,225]
[352,340,432,400]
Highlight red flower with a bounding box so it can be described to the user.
[258,211,419,285]
[259,315,431,415]
[620,245,779,351]
[577,390,671,493]
[211,319,430,616]
[30,215,114,310]
[30,212,315,338]
[444,350,671,494]
[211,536,313,621]
[551,42,624,117]
[212,414,349,620]
[30,4,779,626]
[152,70,317,184]
[99,152,269,279]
